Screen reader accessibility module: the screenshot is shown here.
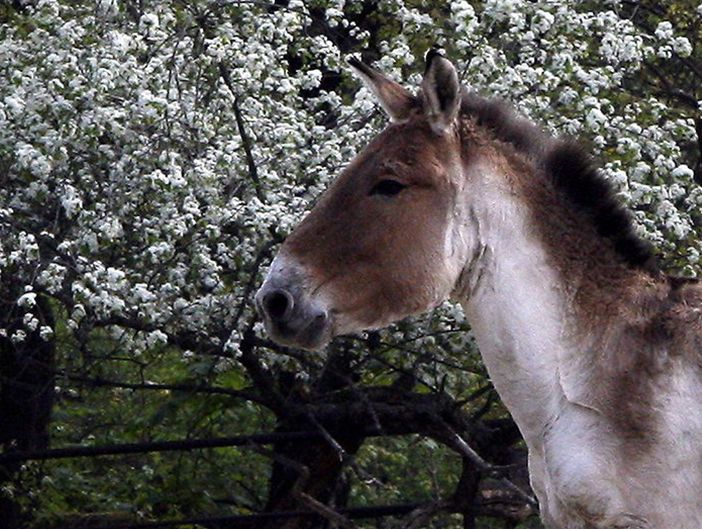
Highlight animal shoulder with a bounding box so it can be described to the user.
[665,278,702,340]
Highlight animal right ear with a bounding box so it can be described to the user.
[348,57,415,123]
[421,50,461,135]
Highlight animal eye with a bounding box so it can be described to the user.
[369,179,407,197]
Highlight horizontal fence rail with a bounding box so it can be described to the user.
[2,432,443,528]
[70,503,426,529]
[0,431,326,463]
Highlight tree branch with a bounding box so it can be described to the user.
[60,372,265,404]
[219,62,264,201]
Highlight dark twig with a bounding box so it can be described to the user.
[252,445,363,529]
[439,421,538,509]
[401,499,453,529]
[305,408,350,463]
[239,325,287,414]
[219,63,264,201]
[59,372,265,404]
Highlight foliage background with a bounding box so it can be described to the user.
[0,0,700,528]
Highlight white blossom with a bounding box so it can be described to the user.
[224,329,242,357]
[60,185,83,218]
[654,21,674,41]
[673,37,693,57]
[531,10,555,34]
[139,13,160,30]
[39,326,54,341]
[23,314,39,331]
[11,330,26,344]
[17,292,37,309]
[96,0,119,19]
[0,0,698,382]
[145,330,168,348]
[672,165,694,180]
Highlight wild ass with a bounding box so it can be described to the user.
[255,52,702,528]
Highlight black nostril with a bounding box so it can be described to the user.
[263,289,294,321]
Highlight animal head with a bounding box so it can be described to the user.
[256,52,473,350]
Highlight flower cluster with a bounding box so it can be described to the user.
[0,0,699,362]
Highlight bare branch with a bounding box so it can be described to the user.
[60,372,265,404]
[401,500,453,529]
[219,63,264,201]
[439,421,538,509]
[253,445,363,529]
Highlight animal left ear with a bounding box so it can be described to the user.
[421,50,461,135]
[348,57,415,123]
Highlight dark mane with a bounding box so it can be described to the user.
[459,91,657,272]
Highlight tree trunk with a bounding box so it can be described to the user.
[261,343,364,529]
[0,294,55,528]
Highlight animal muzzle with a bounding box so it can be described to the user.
[255,259,331,350]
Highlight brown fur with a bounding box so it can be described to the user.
[266,57,702,528]
[459,91,656,271]
[455,105,702,446]
[282,119,463,330]
[456,118,652,438]
[284,73,702,446]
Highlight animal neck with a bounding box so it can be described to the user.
[450,151,659,445]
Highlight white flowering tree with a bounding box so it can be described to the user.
[0,1,700,528]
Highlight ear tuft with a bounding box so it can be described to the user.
[421,52,461,135]
[423,47,443,74]
[348,56,415,123]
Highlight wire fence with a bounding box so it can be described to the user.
[1,430,436,529]
[72,503,427,529]
[0,431,324,463]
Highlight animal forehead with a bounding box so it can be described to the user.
[358,121,450,173]
[377,119,441,152]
